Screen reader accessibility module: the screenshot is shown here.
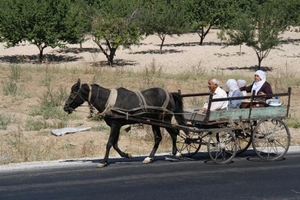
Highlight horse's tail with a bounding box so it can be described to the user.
[170,92,186,126]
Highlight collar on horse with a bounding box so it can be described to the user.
[88,85,118,117]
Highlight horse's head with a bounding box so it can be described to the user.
[64,79,87,114]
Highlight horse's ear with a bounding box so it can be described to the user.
[77,79,81,88]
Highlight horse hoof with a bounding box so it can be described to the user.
[97,163,106,168]
[176,152,183,158]
[142,157,153,164]
[127,153,133,159]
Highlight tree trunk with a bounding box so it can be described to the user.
[199,36,204,45]
[79,42,83,52]
[198,25,212,46]
[257,56,262,70]
[159,36,165,54]
[107,47,116,66]
[39,48,44,64]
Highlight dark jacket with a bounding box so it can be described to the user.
[241,81,273,98]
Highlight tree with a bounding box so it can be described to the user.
[186,0,236,45]
[0,0,89,63]
[218,0,287,69]
[139,0,190,53]
[90,0,142,66]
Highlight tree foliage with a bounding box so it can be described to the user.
[90,0,142,66]
[218,0,288,69]
[0,0,89,63]
[186,0,236,45]
[139,0,190,53]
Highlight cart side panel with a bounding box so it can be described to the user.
[209,106,288,122]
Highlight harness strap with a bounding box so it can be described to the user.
[105,89,118,108]
[97,88,173,118]
[162,89,170,109]
[135,91,147,112]
[88,85,92,103]
[97,89,118,117]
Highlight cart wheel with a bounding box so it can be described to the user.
[208,130,237,164]
[234,123,252,155]
[252,118,290,161]
[177,131,201,157]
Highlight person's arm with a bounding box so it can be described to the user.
[240,83,253,93]
[258,82,272,95]
[263,82,273,94]
[198,96,226,113]
[198,102,208,114]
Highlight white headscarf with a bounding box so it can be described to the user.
[237,79,246,88]
[226,79,239,97]
[252,70,266,95]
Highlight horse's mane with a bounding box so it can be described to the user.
[91,83,100,87]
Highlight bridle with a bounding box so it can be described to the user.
[69,84,99,118]
[64,83,87,113]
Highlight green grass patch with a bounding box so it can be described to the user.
[285,118,300,128]
[0,114,12,130]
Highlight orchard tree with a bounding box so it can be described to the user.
[139,0,190,53]
[0,0,89,63]
[218,0,288,69]
[186,0,236,45]
[90,0,142,66]
[281,0,300,29]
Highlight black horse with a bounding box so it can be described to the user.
[64,79,187,167]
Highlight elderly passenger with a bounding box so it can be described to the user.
[198,77,228,114]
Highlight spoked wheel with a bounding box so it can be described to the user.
[177,131,201,157]
[208,130,237,164]
[232,122,253,155]
[252,118,290,161]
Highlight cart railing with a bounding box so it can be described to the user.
[181,87,291,125]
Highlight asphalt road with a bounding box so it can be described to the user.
[1,151,300,200]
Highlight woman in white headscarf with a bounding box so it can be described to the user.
[237,79,247,96]
[226,79,243,109]
[240,70,273,98]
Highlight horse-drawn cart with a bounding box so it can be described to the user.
[64,79,292,167]
[176,87,291,164]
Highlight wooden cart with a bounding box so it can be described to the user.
[175,87,291,164]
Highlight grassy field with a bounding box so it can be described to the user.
[0,62,299,165]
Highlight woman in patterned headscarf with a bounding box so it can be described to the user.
[240,70,273,98]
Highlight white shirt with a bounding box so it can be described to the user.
[203,86,228,111]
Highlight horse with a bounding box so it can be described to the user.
[63,79,187,167]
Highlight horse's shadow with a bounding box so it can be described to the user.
[62,149,261,167]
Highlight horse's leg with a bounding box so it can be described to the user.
[97,124,120,168]
[166,127,182,158]
[112,129,133,159]
[143,125,162,164]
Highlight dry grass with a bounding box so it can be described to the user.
[0,56,300,165]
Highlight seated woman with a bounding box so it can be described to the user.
[237,79,247,96]
[240,70,273,99]
[226,79,243,109]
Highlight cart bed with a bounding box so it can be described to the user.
[184,106,288,124]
